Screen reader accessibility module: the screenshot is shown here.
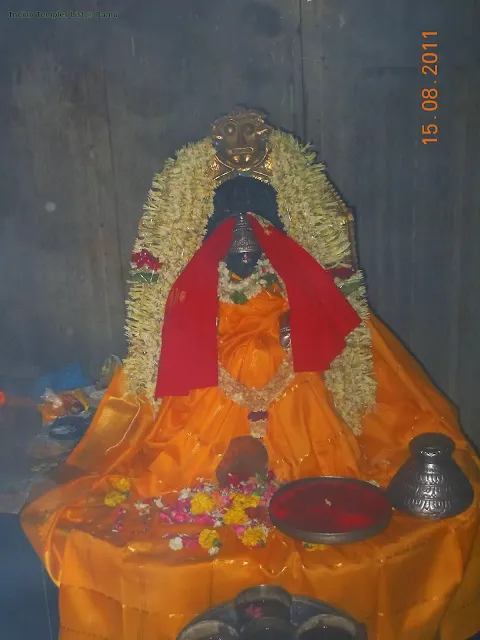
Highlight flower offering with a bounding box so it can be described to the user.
[103,473,279,554]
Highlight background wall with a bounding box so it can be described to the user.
[1,0,479,442]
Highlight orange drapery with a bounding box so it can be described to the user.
[22,290,480,639]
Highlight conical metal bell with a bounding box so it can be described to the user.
[228,213,260,255]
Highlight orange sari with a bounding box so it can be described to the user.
[22,289,480,639]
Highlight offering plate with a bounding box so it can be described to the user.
[178,593,367,639]
[269,477,392,544]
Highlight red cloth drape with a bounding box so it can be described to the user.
[155,216,360,397]
[249,217,360,375]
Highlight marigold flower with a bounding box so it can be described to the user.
[241,526,267,548]
[230,493,261,510]
[223,507,249,525]
[104,491,127,507]
[111,477,131,493]
[190,492,216,515]
[198,528,220,550]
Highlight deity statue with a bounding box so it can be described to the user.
[22,110,480,640]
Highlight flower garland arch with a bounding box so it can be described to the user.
[124,130,377,434]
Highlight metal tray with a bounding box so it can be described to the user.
[180,594,367,639]
[269,476,392,545]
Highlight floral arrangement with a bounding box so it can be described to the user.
[124,128,377,434]
[104,477,132,507]
[103,474,278,555]
[104,477,133,533]
[217,256,283,305]
[131,249,163,283]
[160,473,278,554]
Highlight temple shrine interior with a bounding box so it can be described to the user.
[0,2,479,639]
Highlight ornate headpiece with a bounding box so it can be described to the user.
[228,213,260,254]
[212,109,273,185]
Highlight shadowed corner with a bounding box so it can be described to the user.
[0,514,59,640]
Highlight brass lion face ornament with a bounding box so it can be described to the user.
[212,109,273,183]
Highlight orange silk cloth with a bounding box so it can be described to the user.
[22,290,480,640]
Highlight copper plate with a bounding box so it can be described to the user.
[269,476,392,544]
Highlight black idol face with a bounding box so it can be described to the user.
[226,250,262,279]
[208,176,284,278]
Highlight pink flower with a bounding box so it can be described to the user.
[171,510,191,524]
[183,537,201,549]
[159,512,173,524]
[176,499,190,511]
[233,525,246,536]
[194,514,215,526]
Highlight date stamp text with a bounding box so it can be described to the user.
[421,32,438,145]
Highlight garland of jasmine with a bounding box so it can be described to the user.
[219,349,295,440]
[124,131,377,434]
[218,256,283,305]
[218,350,295,413]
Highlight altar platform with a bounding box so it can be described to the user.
[1,514,480,640]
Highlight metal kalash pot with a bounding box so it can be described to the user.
[387,433,474,519]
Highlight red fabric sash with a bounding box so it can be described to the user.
[155,216,360,398]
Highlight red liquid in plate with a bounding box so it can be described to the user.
[270,479,390,534]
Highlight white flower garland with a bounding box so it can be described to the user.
[217,256,282,305]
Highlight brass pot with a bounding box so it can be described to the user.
[387,433,474,519]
